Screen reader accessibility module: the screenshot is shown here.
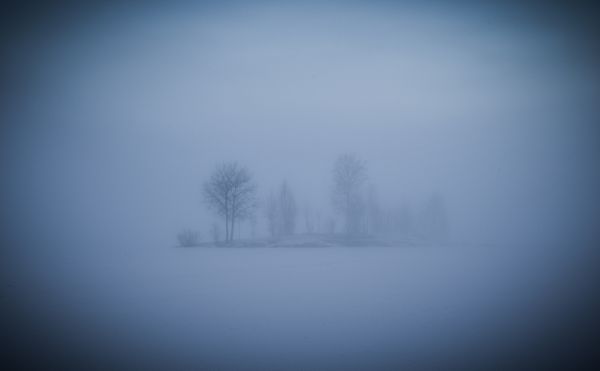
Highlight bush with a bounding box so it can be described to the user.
[177,229,200,247]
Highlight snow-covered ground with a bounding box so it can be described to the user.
[4,243,595,370]
[192,233,427,248]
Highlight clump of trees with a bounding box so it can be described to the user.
[266,181,297,238]
[203,162,258,244]
[330,153,448,243]
[179,154,449,247]
[177,229,201,247]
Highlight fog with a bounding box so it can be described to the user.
[2,1,599,369]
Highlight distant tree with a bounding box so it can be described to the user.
[203,162,257,244]
[279,181,297,235]
[177,229,200,247]
[303,203,314,234]
[332,153,368,236]
[265,181,297,238]
[265,191,281,238]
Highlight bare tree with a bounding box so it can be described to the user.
[332,153,368,236]
[265,191,281,238]
[265,181,297,238]
[303,202,314,234]
[203,162,257,244]
[279,181,297,235]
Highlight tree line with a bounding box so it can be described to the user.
[178,153,447,246]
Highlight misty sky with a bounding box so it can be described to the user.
[3,1,599,249]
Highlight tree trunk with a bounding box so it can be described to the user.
[230,198,236,242]
[230,216,235,242]
[225,213,229,243]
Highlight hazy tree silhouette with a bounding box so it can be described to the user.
[177,229,200,247]
[203,162,257,244]
[265,181,297,238]
[279,181,297,236]
[332,153,368,236]
[265,191,281,238]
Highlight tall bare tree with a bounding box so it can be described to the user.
[265,181,297,238]
[265,191,281,238]
[332,153,368,236]
[279,181,297,236]
[303,203,314,234]
[203,162,257,243]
